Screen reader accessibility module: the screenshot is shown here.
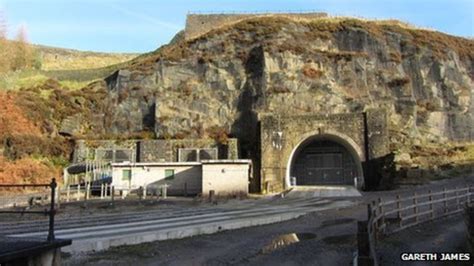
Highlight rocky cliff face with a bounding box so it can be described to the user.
[79,17,473,172]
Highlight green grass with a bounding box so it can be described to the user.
[0,70,97,91]
[33,43,138,71]
[43,65,120,82]
[0,70,48,90]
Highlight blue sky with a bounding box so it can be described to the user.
[0,0,472,53]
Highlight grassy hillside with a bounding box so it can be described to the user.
[0,44,142,185]
[33,44,138,71]
[0,44,142,90]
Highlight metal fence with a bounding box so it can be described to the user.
[64,160,112,186]
[357,186,473,265]
[0,179,58,241]
[62,183,114,202]
[60,183,172,203]
[187,10,327,15]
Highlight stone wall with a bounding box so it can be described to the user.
[73,138,239,163]
[185,13,327,40]
[138,138,238,162]
[73,140,138,163]
[259,110,389,192]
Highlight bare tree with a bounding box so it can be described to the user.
[0,10,10,73]
[12,24,33,71]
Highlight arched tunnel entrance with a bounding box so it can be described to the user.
[286,134,364,187]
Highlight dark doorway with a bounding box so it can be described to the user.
[290,139,358,185]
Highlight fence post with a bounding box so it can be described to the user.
[209,190,215,203]
[105,183,108,198]
[100,184,104,199]
[77,184,81,201]
[357,220,374,265]
[396,194,402,228]
[413,192,418,223]
[85,182,89,201]
[428,190,434,219]
[162,185,167,199]
[378,198,384,235]
[47,178,56,242]
[138,186,144,201]
[367,203,372,220]
[144,184,147,200]
[56,186,61,209]
[371,200,378,234]
[66,185,70,203]
[84,182,87,201]
[111,186,115,205]
[443,187,448,214]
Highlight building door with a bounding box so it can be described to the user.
[122,169,131,188]
[303,153,343,185]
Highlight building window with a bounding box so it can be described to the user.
[96,148,135,163]
[178,148,218,162]
[122,169,131,181]
[165,169,175,180]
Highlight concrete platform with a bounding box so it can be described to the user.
[8,198,356,253]
[285,185,362,198]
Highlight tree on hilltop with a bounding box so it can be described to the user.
[11,24,33,71]
[0,10,11,73]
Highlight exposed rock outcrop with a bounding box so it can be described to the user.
[62,16,474,180]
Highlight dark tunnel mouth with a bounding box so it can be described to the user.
[287,134,364,187]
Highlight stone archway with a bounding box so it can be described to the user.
[259,111,388,193]
[285,131,364,189]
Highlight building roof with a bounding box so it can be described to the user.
[111,159,251,167]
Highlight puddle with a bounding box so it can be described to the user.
[260,233,316,254]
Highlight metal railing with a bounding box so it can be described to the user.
[63,183,114,202]
[187,10,327,15]
[0,178,57,241]
[60,183,172,203]
[357,186,473,265]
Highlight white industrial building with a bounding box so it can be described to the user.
[111,160,251,197]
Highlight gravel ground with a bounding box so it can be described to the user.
[377,214,472,266]
[63,203,367,266]
[60,175,473,266]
